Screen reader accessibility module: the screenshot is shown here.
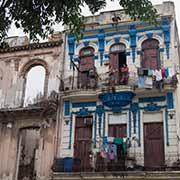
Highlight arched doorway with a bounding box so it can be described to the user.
[109,43,127,85]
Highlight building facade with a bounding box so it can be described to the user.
[0,36,63,180]
[58,1,180,172]
[0,1,180,180]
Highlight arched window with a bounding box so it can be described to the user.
[24,66,46,106]
[78,47,95,88]
[141,39,160,69]
[110,43,126,52]
[110,43,126,69]
[79,47,94,71]
[109,43,127,85]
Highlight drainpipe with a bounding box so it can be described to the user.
[54,32,67,158]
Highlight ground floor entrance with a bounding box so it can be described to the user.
[144,122,165,169]
[17,128,40,180]
[74,116,92,172]
[107,124,127,171]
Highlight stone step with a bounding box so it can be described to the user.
[53,171,180,180]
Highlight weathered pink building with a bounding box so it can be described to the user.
[0,35,63,180]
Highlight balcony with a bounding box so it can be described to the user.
[52,156,180,180]
[60,70,178,96]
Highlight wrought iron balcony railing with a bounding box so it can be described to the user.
[60,72,178,92]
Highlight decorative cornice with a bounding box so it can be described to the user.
[0,40,63,54]
[99,91,135,107]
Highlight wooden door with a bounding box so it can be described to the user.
[108,124,127,137]
[78,47,94,88]
[144,122,165,169]
[74,116,92,172]
[141,39,159,70]
[110,53,119,84]
[142,49,159,70]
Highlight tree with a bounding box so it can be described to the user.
[0,0,157,41]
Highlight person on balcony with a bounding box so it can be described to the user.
[88,66,97,89]
[108,65,118,92]
[120,64,129,85]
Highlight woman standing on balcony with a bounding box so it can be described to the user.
[109,65,118,92]
[120,64,129,85]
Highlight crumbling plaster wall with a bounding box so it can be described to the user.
[0,39,63,180]
[0,44,62,109]
[0,118,56,180]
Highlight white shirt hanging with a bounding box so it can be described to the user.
[155,69,162,81]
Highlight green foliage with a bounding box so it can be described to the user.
[120,0,158,23]
[0,0,157,41]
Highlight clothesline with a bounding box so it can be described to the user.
[136,66,178,90]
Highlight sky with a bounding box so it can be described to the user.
[24,66,45,106]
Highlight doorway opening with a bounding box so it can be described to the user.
[74,116,93,172]
[110,43,127,85]
[118,51,126,68]
[108,124,127,171]
[144,122,165,170]
[17,128,40,180]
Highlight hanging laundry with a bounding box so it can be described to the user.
[144,76,153,89]
[114,137,124,145]
[174,66,177,74]
[169,67,176,77]
[123,143,127,154]
[107,137,114,143]
[161,68,165,78]
[123,138,127,142]
[148,69,153,76]
[102,143,109,153]
[108,144,117,158]
[154,69,162,81]
[109,151,115,160]
[168,67,173,77]
[113,137,127,154]
[165,68,169,78]
[138,76,145,88]
[103,136,108,144]
[143,69,148,76]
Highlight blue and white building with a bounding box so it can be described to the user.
[58,1,180,171]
